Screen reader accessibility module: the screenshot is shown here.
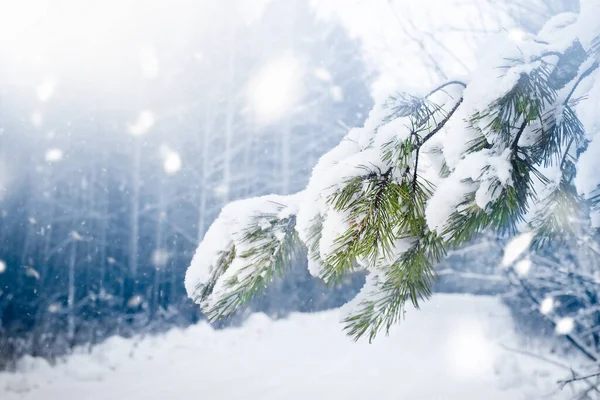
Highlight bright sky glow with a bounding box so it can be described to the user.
[31,111,43,128]
[139,44,159,79]
[249,55,304,124]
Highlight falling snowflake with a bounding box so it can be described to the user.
[214,184,229,198]
[47,303,61,313]
[163,151,182,175]
[0,259,6,274]
[45,148,63,163]
[70,231,83,241]
[127,294,144,308]
[25,267,40,280]
[37,77,58,102]
[129,111,155,136]
[514,259,532,276]
[502,232,534,266]
[540,297,554,315]
[151,249,169,268]
[555,317,574,335]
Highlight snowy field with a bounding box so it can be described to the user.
[0,294,573,400]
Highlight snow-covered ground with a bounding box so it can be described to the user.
[0,294,573,399]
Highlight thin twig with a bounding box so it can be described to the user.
[559,371,600,388]
[564,62,599,106]
[425,81,467,98]
[512,119,528,152]
[419,97,464,146]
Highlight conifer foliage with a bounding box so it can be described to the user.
[186,5,600,341]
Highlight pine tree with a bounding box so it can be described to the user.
[186,3,600,341]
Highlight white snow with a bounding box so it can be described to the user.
[185,193,302,306]
[0,295,576,399]
[0,259,6,274]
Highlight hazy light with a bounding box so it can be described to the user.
[0,260,6,274]
[249,55,304,124]
[214,184,230,198]
[502,232,534,266]
[129,111,155,136]
[555,317,574,335]
[314,67,332,82]
[540,297,554,315]
[37,77,58,102]
[330,86,344,102]
[139,44,159,79]
[0,159,9,201]
[45,148,63,163]
[514,259,532,277]
[31,111,43,128]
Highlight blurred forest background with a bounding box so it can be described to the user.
[0,0,578,367]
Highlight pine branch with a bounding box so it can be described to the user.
[425,80,467,98]
[419,97,464,146]
[564,61,599,106]
[511,119,528,152]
